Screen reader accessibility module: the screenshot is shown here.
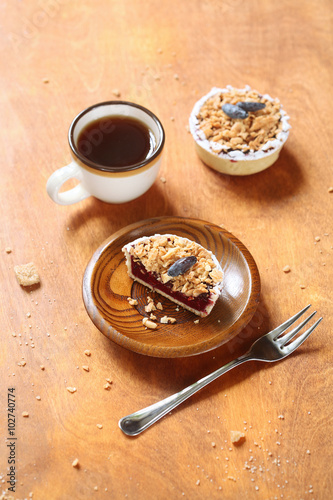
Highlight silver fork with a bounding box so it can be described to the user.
[119,305,322,436]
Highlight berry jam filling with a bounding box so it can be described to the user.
[130,258,212,313]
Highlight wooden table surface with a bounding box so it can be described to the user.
[1,1,332,499]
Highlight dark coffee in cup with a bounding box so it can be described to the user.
[77,116,156,168]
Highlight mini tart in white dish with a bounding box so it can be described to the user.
[122,234,224,317]
[189,85,290,175]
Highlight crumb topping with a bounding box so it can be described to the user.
[128,234,223,298]
[142,317,158,329]
[190,86,290,161]
[196,87,283,153]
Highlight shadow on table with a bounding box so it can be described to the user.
[67,180,176,237]
[203,146,305,202]
[65,147,303,252]
[100,296,276,404]
[106,293,320,437]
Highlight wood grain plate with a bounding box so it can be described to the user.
[82,216,261,357]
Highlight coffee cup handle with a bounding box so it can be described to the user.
[46,162,91,205]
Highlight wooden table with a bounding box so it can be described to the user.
[1,1,332,498]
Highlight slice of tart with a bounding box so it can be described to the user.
[122,234,223,317]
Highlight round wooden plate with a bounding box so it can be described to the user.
[82,216,261,358]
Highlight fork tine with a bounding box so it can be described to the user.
[267,304,312,340]
[283,317,323,354]
[278,311,317,347]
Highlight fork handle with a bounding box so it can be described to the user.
[119,353,252,436]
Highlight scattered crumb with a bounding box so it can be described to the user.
[211,442,216,448]
[96,424,103,429]
[36,396,41,401]
[112,88,121,97]
[278,414,285,419]
[127,297,138,306]
[66,387,77,393]
[150,313,157,320]
[14,262,40,286]
[22,411,29,417]
[5,247,12,253]
[156,302,163,310]
[160,177,166,183]
[328,187,333,193]
[82,366,90,372]
[196,480,200,486]
[314,236,321,242]
[72,458,79,468]
[42,78,50,84]
[142,318,158,329]
[160,316,176,324]
[105,378,113,384]
[84,350,91,356]
[40,365,45,370]
[194,319,200,324]
[17,361,26,367]
[300,284,306,289]
[228,476,236,482]
[230,430,246,445]
[174,73,179,80]
[145,301,156,313]
[282,265,291,273]
[103,382,112,390]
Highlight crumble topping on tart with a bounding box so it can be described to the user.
[122,234,224,317]
[189,85,290,162]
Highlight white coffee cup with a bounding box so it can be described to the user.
[46,101,165,205]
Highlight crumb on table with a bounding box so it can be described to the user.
[14,262,40,286]
[230,430,246,445]
[66,387,77,393]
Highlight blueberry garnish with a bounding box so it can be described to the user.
[236,101,266,112]
[222,103,248,119]
[167,256,197,277]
